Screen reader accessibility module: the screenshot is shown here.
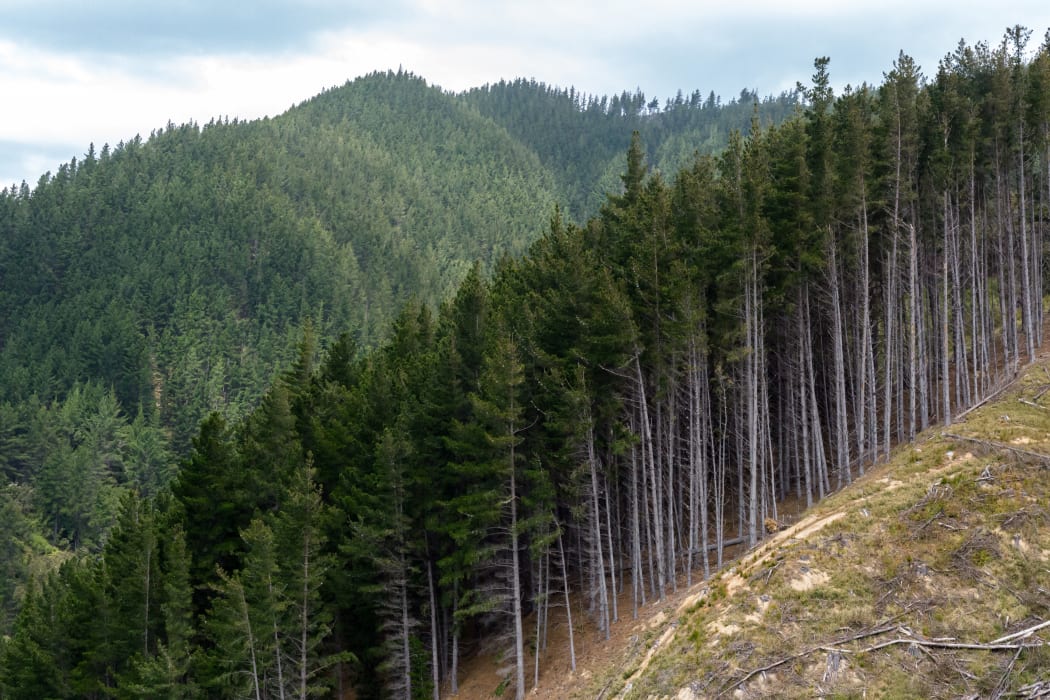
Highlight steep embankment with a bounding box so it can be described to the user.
[600,358,1050,698]
[479,356,1050,699]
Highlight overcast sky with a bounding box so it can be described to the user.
[2,1,1048,189]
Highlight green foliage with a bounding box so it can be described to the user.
[0,482,49,632]
[206,463,343,699]
[4,31,1048,699]
[0,70,797,640]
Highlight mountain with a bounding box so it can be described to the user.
[0,71,560,454]
[0,70,795,455]
[461,79,798,218]
[0,67,796,651]
[2,27,1048,700]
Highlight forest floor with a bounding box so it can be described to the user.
[450,350,1050,699]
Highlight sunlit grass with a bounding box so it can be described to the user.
[614,358,1050,699]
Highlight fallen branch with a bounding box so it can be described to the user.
[941,432,1050,468]
[855,636,1040,654]
[955,377,1017,421]
[719,621,1048,697]
[717,624,897,696]
[1015,679,1050,698]
[993,646,1025,698]
[989,619,1050,644]
[1019,398,1050,412]
[1036,368,1050,399]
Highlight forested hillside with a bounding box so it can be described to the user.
[2,26,1049,700]
[461,80,798,218]
[0,69,790,589]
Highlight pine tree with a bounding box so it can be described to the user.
[171,413,248,614]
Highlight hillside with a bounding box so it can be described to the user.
[0,71,563,450]
[2,30,1048,700]
[0,71,790,452]
[548,357,1050,699]
[460,80,798,219]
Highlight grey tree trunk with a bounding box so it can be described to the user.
[635,355,665,598]
[509,445,526,700]
[557,532,577,673]
[586,421,610,638]
[827,231,851,487]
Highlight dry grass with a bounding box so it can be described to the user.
[607,361,1050,700]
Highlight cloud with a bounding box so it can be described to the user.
[0,139,83,190]
[0,0,402,56]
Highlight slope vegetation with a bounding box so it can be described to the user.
[3,31,1048,699]
[0,71,791,455]
[579,357,1050,699]
[0,71,563,450]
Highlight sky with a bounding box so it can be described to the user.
[2,1,1049,189]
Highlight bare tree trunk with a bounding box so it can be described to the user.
[427,559,441,700]
[635,355,665,598]
[398,555,411,700]
[827,231,852,486]
[714,371,728,569]
[798,301,813,509]
[855,197,875,471]
[1018,110,1035,362]
[908,221,920,439]
[143,536,152,657]
[883,240,899,460]
[629,436,643,616]
[943,190,953,426]
[662,396,677,593]
[950,186,970,411]
[509,457,526,700]
[604,476,619,624]
[533,553,545,690]
[450,589,459,695]
[557,531,576,672]
[697,340,712,580]
[746,252,759,548]
[268,572,287,700]
[238,581,263,700]
[999,143,1019,374]
[687,361,697,588]
[803,293,830,497]
[587,422,610,639]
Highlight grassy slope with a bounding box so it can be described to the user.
[564,359,1050,699]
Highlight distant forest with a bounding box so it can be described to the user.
[2,26,1049,700]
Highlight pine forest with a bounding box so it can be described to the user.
[2,27,1050,700]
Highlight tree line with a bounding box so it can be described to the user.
[2,27,1049,699]
[0,72,792,619]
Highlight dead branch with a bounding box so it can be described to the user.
[992,646,1025,699]
[955,377,1017,421]
[1018,398,1050,412]
[854,636,1040,654]
[719,620,1048,697]
[717,624,897,696]
[941,432,1050,468]
[989,619,1050,644]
